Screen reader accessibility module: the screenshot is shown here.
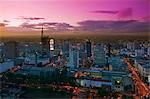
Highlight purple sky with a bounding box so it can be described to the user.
[0,0,149,26]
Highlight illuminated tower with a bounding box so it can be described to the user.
[49,38,54,51]
[49,38,55,60]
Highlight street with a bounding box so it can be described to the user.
[124,58,150,98]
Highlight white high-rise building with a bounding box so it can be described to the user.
[68,48,79,69]
[49,38,54,51]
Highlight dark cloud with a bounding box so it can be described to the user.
[20,22,74,31]
[90,8,133,19]
[0,23,8,27]
[40,22,58,26]
[90,10,119,14]
[18,16,45,21]
[77,20,149,33]
[3,20,10,23]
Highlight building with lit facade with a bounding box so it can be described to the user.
[75,69,134,92]
[49,38,54,51]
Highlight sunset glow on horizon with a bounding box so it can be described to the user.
[0,0,149,26]
[0,0,149,37]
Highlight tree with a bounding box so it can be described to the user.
[98,87,108,97]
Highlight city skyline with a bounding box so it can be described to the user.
[0,0,149,98]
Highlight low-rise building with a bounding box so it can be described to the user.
[24,57,49,66]
[0,60,14,73]
[75,69,134,92]
[134,58,150,87]
[17,66,56,77]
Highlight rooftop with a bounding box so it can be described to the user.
[0,61,14,73]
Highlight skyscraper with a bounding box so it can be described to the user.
[68,48,79,69]
[62,40,70,57]
[3,41,18,59]
[86,39,92,58]
[108,43,111,57]
[94,44,106,67]
[49,38,55,51]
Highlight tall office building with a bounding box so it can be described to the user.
[86,39,92,58]
[3,41,18,59]
[79,43,87,67]
[0,43,4,62]
[68,48,79,69]
[62,40,70,57]
[108,43,111,57]
[94,44,106,67]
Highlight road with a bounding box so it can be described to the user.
[124,58,150,98]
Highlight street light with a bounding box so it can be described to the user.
[117,80,120,84]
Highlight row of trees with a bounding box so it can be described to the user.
[3,67,76,87]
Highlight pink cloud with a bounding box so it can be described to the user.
[141,16,150,22]
[118,8,133,19]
